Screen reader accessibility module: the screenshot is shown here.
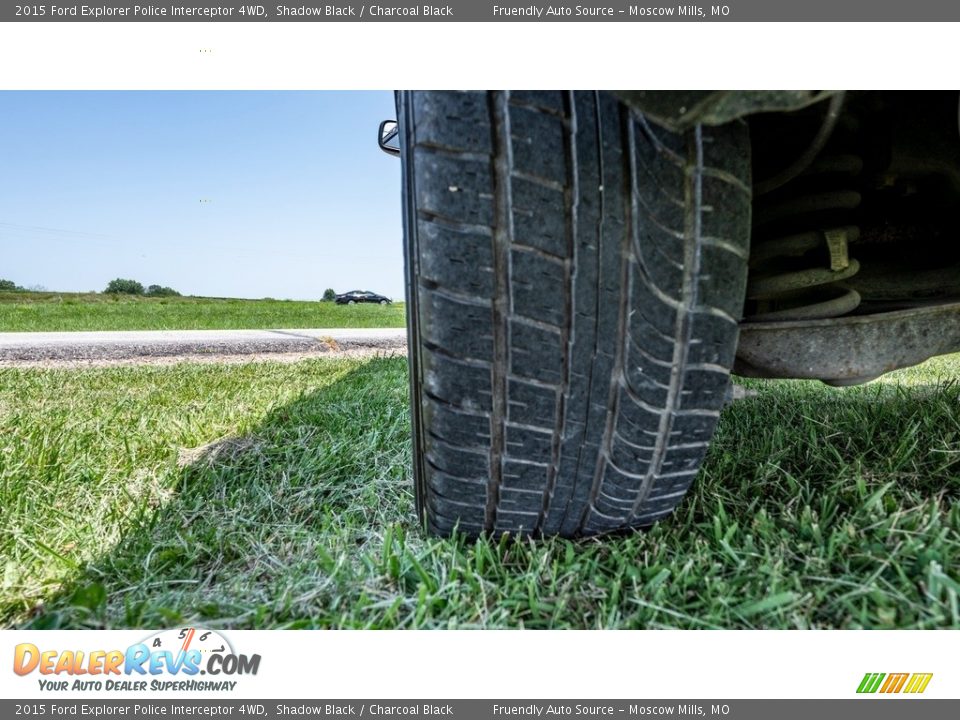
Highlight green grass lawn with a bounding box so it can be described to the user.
[0,291,405,331]
[1,354,958,629]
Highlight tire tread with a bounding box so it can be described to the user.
[402,91,750,537]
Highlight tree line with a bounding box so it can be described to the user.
[3,278,343,301]
[0,277,180,296]
[103,278,181,296]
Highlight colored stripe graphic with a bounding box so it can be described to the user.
[857,672,932,694]
[880,673,909,693]
[857,673,885,693]
[904,673,934,694]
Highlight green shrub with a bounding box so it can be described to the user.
[322,288,337,302]
[104,278,145,295]
[145,284,181,297]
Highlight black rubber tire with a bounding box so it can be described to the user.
[399,91,751,538]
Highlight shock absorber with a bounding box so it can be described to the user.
[745,153,864,322]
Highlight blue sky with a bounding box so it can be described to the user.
[0,91,403,300]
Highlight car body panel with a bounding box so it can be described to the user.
[334,290,392,305]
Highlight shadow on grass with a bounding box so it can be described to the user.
[11,363,960,630]
[14,358,416,629]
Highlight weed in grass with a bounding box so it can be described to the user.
[0,355,958,629]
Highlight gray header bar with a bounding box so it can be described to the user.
[2,700,959,719]
[2,0,958,22]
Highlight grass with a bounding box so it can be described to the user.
[0,291,405,331]
[1,354,958,629]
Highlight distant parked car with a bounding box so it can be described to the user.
[335,290,392,305]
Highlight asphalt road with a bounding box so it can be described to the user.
[0,328,408,362]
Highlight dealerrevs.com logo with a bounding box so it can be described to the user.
[13,628,261,692]
[857,673,933,694]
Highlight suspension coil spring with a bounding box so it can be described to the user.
[745,153,864,322]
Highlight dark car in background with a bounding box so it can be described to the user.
[335,290,392,305]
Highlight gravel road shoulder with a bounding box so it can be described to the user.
[0,329,407,368]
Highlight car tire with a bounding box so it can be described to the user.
[399,91,752,537]
[348,300,356,305]
[381,300,389,305]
